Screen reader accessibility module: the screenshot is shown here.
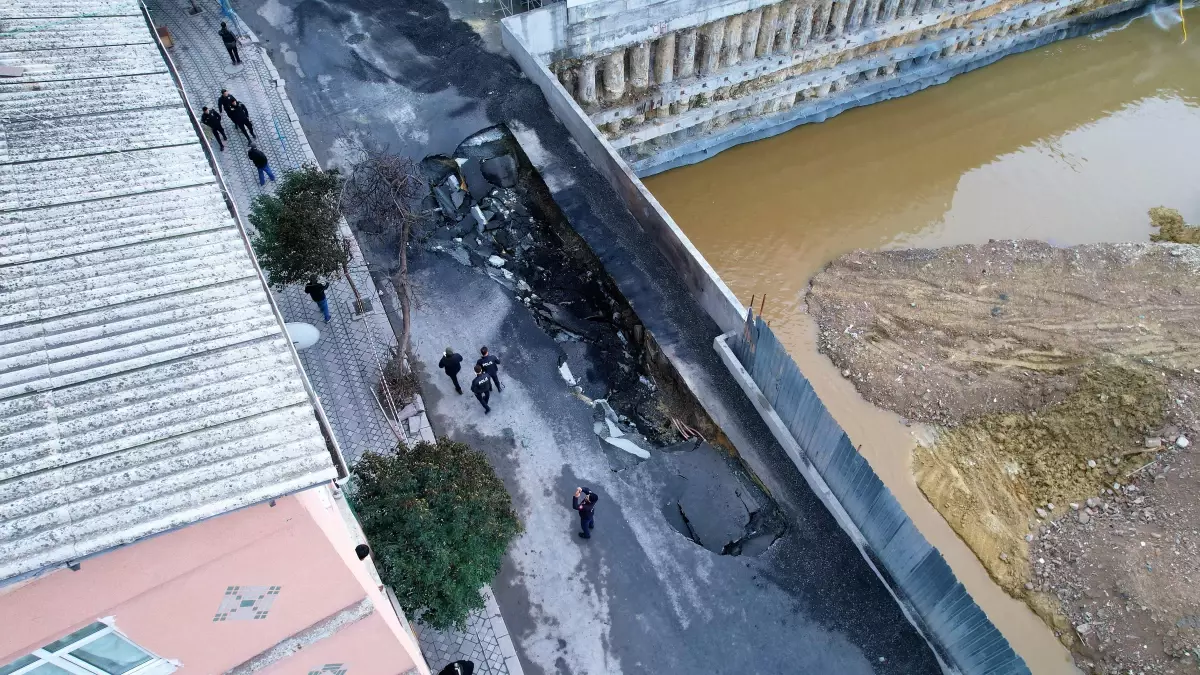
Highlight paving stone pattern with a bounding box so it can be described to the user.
[145,0,434,461]
[413,589,523,675]
[145,4,517,673]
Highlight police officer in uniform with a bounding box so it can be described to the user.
[470,365,492,414]
[476,346,502,391]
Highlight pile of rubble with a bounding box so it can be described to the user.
[419,126,674,444]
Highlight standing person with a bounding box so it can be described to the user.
[199,106,228,151]
[438,347,464,394]
[573,487,598,539]
[227,98,256,142]
[218,21,241,65]
[304,277,330,322]
[217,89,236,116]
[470,365,492,414]
[247,144,275,186]
[476,346,502,392]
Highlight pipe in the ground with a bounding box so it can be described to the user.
[603,48,626,101]
[741,8,763,61]
[700,19,726,74]
[722,14,744,67]
[654,32,675,84]
[776,1,799,52]
[676,28,698,79]
[629,42,650,91]
[577,59,597,105]
[756,3,780,57]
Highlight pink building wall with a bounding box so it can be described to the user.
[0,487,428,675]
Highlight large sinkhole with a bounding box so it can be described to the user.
[658,442,786,557]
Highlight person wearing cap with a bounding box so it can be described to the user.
[437,347,464,394]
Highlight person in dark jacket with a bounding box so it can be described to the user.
[218,21,241,65]
[304,277,330,322]
[247,144,275,186]
[437,661,474,675]
[200,106,228,151]
[438,347,464,394]
[227,98,256,142]
[476,346,502,392]
[573,487,598,539]
[470,365,492,414]
[217,89,236,117]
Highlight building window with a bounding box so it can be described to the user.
[0,621,175,675]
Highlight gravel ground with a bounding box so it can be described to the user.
[807,240,1200,674]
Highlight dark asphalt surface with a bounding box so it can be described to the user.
[233,0,944,672]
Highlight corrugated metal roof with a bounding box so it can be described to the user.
[0,2,340,583]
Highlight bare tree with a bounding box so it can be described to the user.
[340,148,425,362]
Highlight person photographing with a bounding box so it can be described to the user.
[572,487,598,539]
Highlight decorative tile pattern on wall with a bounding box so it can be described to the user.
[213,585,282,621]
[307,664,348,675]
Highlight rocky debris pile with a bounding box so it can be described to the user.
[808,241,1200,426]
[807,240,1200,673]
[420,125,673,443]
[1031,429,1199,675]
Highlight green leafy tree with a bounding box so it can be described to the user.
[248,166,348,288]
[352,438,522,630]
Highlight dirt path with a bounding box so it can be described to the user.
[807,241,1200,675]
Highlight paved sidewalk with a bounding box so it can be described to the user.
[144,2,518,674]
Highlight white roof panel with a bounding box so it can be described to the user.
[0,4,340,583]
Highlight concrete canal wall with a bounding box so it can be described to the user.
[503,0,1153,175]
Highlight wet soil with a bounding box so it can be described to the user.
[808,241,1200,425]
[807,240,1200,674]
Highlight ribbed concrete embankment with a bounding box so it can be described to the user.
[505,0,1154,174]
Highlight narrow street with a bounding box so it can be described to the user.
[210,0,943,672]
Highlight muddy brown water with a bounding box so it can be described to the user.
[647,12,1200,675]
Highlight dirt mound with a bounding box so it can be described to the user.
[807,240,1200,674]
[807,240,1200,425]
[912,365,1167,596]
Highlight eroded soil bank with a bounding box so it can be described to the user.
[808,240,1200,675]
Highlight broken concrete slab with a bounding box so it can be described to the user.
[594,399,618,423]
[603,435,650,459]
[480,153,518,188]
[663,443,756,554]
[604,418,624,438]
[559,362,577,386]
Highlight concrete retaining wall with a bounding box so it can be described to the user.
[636,0,1150,174]
[502,19,748,334]
[716,314,1031,674]
[508,0,1153,175]
[504,14,1035,673]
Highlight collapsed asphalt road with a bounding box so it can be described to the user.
[404,255,933,674]
[235,0,944,672]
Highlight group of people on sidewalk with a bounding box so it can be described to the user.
[196,21,278,188]
[200,89,275,186]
